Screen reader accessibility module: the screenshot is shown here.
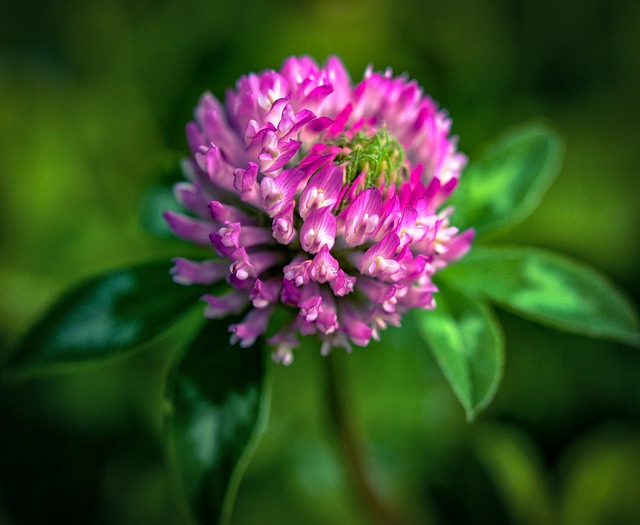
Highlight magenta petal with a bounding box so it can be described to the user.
[327,103,352,137]
[265,98,291,128]
[425,175,441,200]
[262,139,302,173]
[186,122,205,154]
[299,282,322,322]
[210,222,241,256]
[208,200,255,224]
[302,84,334,107]
[283,256,312,287]
[300,208,337,254]
[202,291,248,319]
[200,101,247,165]
[297,151,335,175]
[309,245,340,283]
[315,289,339,335]
[271,203,297,245]
[250,278,282,308]
[201,145,235,192]
[164,211,213,246]
[395,206,419,248]
[360,232,403,279]
[229,306,274,347]
[329,270,357,296]
[229,248,284,283]
[260,168,306,217]
[245,124,277,158]
[229,248,257,282]
[375,193,402,241]
[298,165,343,219]
[280,109,317,141]
[211,222,274,257]
[441,228,475,263]
[342,188,383,246]
[280,278,302,306]
[171,258,228,286]
[339,303,373,347]
[174,182,209,218]
[268,330,299,365]
[305,116,333,133]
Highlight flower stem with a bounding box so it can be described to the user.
[324,355,414,525]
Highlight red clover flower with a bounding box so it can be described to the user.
[165,56,474,364]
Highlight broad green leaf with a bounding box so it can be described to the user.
[138,182,184,238]
[413,286,504,420]
[450,123,564,238]
[5,262,210,379]
[165,319,269,525]
[138,155,185,238]
[442,245,640,347]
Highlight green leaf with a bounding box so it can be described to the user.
[165,319,269,525]
[138,183,184,238]
[413,286,504,420]
[5,262,209,379]
[138,154,185,238]
[442,245,640,347]
[450,123,564,238]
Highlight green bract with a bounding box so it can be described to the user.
[331,126,408,188]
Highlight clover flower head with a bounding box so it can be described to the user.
[165,56,474,363]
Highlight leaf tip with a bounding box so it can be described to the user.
[465,408,478,423]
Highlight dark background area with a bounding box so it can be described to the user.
[1,0,639,523]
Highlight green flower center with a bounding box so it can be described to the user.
[330,126,409,190]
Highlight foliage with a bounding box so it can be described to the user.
[2,2,639,522]
[4,121,638,524]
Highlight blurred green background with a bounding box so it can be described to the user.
[1,0,639,523]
